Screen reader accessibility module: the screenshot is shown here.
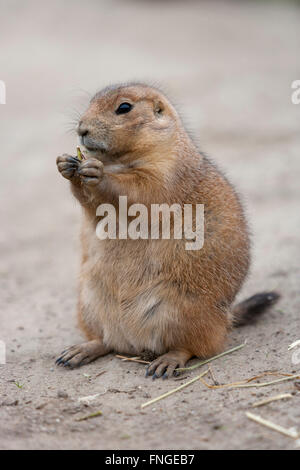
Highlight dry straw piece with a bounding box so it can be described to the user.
[75,410,103,422]
[176,343,246,372]
[288,339,300,350]
[252,393,293,408]
[200,372,300,390]
[246,412,299,439]
[141,369,209,409]
[78,392,107,405]
[116,355,149,365]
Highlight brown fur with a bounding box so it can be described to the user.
[56,83,252,377]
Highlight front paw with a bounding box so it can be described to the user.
[57,154,80,180]
[78,158,104,186]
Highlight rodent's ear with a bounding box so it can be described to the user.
[154,100,164,116]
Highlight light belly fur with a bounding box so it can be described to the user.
[80,235,170,354]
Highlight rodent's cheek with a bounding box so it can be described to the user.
[108,132,129,153]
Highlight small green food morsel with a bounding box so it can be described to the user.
[77,146,85,161]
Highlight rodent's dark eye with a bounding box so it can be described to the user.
[115,102,132,115]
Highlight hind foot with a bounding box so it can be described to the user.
[55,339,110,368]
[145,349,193,380]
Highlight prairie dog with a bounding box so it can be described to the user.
[56,82,279,379]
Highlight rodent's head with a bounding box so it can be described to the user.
[77,83,180,161]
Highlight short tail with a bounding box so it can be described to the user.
[233,291,280,327]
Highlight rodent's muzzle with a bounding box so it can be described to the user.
[77,122,108,152]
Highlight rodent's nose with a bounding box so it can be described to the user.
[77,123,89,137]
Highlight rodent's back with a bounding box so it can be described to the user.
[147,154,250,306]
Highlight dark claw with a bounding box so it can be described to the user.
[146,367,154,377]
[62,165,78,170]
[58,161,78,168]
[61,169,76,178]
[63,361,71,368]
[152,373,158,381]
[55,357,64,365]
[174,370,180,377]
[162,372,168,380]
[66,156,80,165]
[77,170,98,178]
[145,368,150,377]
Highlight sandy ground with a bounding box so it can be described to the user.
[0,0,300,450]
